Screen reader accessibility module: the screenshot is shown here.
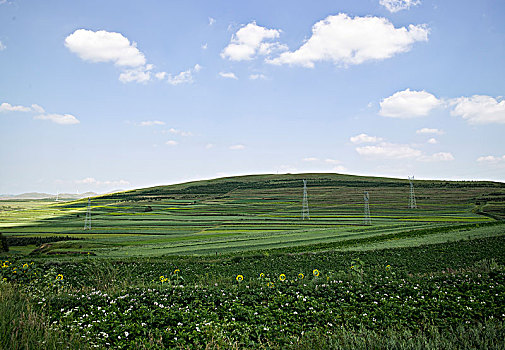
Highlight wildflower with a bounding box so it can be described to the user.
[236,275,244,282]
[279,274,286,281]
[23,264,29,269]
[313,269,320,277]
[298,273,304,279]
[174,269,180,274]
[56,274,64,281]
[259,273,265,278]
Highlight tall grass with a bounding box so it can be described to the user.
[0,283,86,350]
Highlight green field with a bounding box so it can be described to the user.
[1,173,505,349]
[1,173,504,258]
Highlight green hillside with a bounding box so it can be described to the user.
[1,173,504,257]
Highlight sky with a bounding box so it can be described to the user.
[1,0,504,194]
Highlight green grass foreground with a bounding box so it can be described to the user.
[2,236,505,349]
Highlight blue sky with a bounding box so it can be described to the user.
[1,0,504,194]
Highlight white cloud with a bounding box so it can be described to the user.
[155,72,167,80]
[221,21,286,61]
[267,14,428,68]
[249,73,267,80]
[332,165,347,173]
[219,72,238,80]
[65,29,156,84]
[419,152,455,162]
[303,157,319,162]
[0,102,32,112]
[167,64,201,85]
[168,128,192,137]
[201,43,208,50]
[31,104,45,113]
[0,41,5,51]
[350,133,383,144]
[449,95,505,124]
[477,155,505,163]
[379,89,442,118]
[380,0,421,13]
[75,177,129,186]
[416,128,444,135]
[356,142,422,159]
[229,144,245,150]
[166,140,178,146]
[119,64,153,84]
[209,17,216,26]
[65,29,146,67]
[138,120,165,126]
[34,113,80,125]
[325,158,341,164]
[205,143,214,149]
[427,138,438,144]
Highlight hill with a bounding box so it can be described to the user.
[1,173,504,257]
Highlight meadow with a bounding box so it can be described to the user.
[1,173,505,349]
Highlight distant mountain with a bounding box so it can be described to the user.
[0,192,99,200]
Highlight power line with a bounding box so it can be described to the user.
[84,198,92,230]
[302,179,310,220]
[408,176,417,209]
[364,191,371,225]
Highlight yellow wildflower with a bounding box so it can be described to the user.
[298,273,304,279]
[279,274,286,281]
[236,275,244,282]
[313,269,320,277]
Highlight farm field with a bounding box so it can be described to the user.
[1,173,505,349]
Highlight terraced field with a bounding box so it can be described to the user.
[1,173,504,257]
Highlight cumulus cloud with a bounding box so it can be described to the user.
[201,43,208,50]
[249,73,267,80]
[418,152,455,162]
[219,72,238,80]
[267,14,428,68]
[166,64,202,85]
[427,138,438,144]
[416,128,444,135]
[119,64,153,84]
[221,21,286,61]
[380,0,421,13]
[1,102,79,125]
[229,144,245,150]
[65,29,146,67]
[138,120,165,126]
[168,128,192,137]
[303,157,319,162]
[75,177,129,186]
[379,89,442,118]
[356,142,422,159]
[0,102,32,113]
[350,133,383,144]
[209,17,216,26]
[325,158,341,164]
[166,140,178,146]
[449,95,505,124]
[0,41,5,51]
[34,113,80,125]
[477,155,505,163]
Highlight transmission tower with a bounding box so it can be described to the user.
[408,176,417,209]
[302,179,310,220]
[363,191,371,225]
[84,198,92,230]
[55,192,59,202]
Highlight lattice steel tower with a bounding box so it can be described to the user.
[363,191,371,225]
[408,176,417,209]
[302,179,310,220]
[84,198,92,230]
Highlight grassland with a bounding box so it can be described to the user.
[1,173,505,349]
[1,173,504,258]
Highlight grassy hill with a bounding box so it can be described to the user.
[1,173,504,257]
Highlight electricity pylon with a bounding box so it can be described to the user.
[408,176,417,209]
[364,191,371,225]
[84,198,92,230]
[302,179,310,220]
